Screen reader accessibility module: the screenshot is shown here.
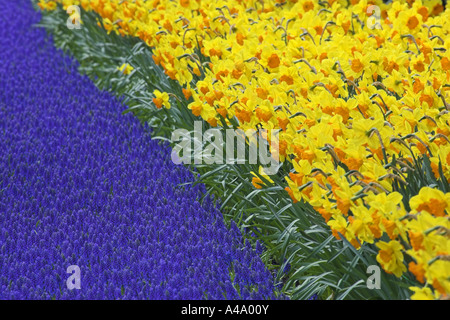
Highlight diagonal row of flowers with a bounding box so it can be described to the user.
[0,0,278,300]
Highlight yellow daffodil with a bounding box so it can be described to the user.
[117,63,134,75]
[376,240,407,277]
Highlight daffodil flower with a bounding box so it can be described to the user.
[117,63,134,75]
[152,90,171,109]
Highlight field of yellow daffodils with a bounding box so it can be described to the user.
[38,0,450,300]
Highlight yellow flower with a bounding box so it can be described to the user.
[152,90,170,109]
[37,0,57,10]
[117,63,134,75]
[409,187,450,217]
[409,287,438,300]
[99,18,118,35]
[376,240,407,277]
[251,166,274,189]
[347,206,377,244]
[428,260,450,297]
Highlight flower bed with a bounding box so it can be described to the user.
[0,0,279,299]
[35,0,450,299]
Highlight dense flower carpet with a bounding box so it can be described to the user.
[0,0,279,299]
[1,0,450,300]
